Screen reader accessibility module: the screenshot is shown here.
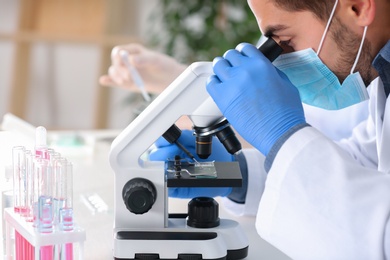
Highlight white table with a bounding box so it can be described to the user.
[1,129,291,259]
[63,131,291,260]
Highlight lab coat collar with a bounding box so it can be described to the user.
[373,40,390,98]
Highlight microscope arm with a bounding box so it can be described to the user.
[109,35,284,173]
[108,62,227,229]
[109,62,222,172]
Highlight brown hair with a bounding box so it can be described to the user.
[272,0,336,21]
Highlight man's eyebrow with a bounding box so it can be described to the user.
[263,24,289,37]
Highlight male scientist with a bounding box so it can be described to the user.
[152,0,390,258]
[102,0,390,258]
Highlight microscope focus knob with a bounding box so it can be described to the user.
[187,197,220,228]
[122,178,157,214]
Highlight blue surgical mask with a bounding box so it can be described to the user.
[273,49,369,110]
[272,0,369,110]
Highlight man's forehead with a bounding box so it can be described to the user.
[252,2,320,36]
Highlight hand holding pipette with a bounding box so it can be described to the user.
[119,50,151,102]
[99,43,186,94]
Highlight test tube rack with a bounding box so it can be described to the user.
[4,208,86,260]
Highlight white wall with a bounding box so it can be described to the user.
[0,0,161,130]
[0,0,18,122]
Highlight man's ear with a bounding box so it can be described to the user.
[341,0,376,26]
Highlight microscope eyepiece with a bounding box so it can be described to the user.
[258,36,283,62]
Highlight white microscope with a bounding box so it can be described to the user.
[109,38,282,260]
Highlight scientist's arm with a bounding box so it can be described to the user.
[207,43,390,259]
[99,43,186,93]
[258,123,390,259]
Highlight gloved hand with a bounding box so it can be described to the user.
[207,43,306,156]
[99,43,186,93]
[149,130,233,198]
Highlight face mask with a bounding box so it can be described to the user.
[272,0,369,110]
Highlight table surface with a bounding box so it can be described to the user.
[2,130,292,260]
[66,131,291,260]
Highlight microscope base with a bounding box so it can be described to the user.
[113,217,249,260]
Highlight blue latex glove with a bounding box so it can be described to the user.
[149,130,233,198]
[207,43,306,156]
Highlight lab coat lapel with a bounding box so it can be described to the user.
[374,78,390,173]
[378,96,390,173]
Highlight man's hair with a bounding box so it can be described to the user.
[272,0,336,21]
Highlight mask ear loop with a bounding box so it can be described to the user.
[350,26,368,74]
[317,0,339,55]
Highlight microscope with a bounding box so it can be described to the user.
[109,38,282,260]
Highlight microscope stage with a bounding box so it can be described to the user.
[166,161,242,188]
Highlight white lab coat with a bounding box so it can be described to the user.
[224,77,390,259]
[222,82,370,216]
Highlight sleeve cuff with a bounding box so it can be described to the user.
[264,123,311,172]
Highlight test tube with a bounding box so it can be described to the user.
[34,158,54,229]
[53,158,68,224]
[35,158,54,260]
[35,126,49,159]
[24,152,36,260]
[22,150,34,220]
[32,158,40,228]
[49,150,61,162]
[12,146,34,260]
[12,146,26,213]
[65,161,73,210]
[57,160,74,260]
[38,195,53,233]
[60,208,74,260]
[38,195,54,260]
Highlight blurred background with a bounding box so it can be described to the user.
[0,0,260,130]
